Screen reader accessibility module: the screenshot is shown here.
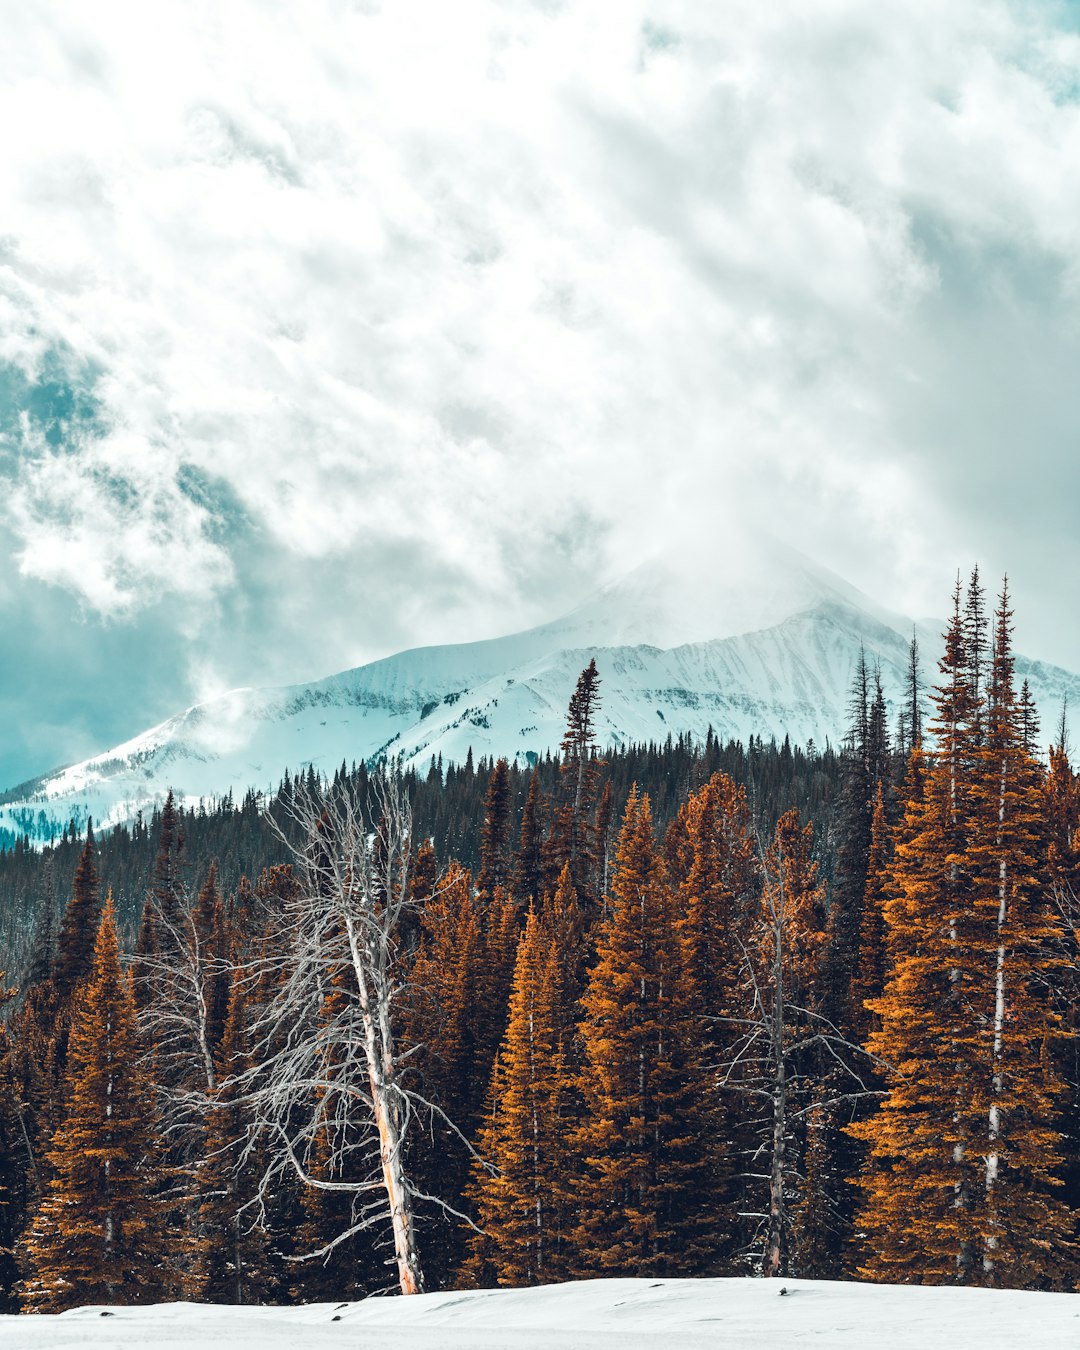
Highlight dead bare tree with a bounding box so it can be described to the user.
[240,771,443,1296]
[137,898,225,1143]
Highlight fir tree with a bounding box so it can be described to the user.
[52,822,101,1006]
[965,583,1073,1284]
[849,784,891,1045]
[548,661,603,907]
[0,976,24,1311]
[515,772,545,903]
[465,907,571,1286]
[570,788,729,1276]
[478,758,514,897]
[403,862,487,1286]
[20,896,170,1311]
[853,576,1075,1288]
[1044,740,1080,1216]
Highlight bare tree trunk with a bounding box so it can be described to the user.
[246,773,436,1295]
[983,754,1010,1278]
[344,912,424,1294]
[763,911,787,1279]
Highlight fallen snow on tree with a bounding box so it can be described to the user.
[4,1276,1079,1349]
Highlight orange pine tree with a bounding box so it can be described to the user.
[853,576,1074,1287]
[464,906,571,1286]
[570,787,729,1276]
[964,584,1073,1284]
[1044,738,1080,1215]
[20,895,171,1311]
[404,862,491,1285]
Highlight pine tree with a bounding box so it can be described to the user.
[52,822,101,1006]
[24,856,58,990]
[824,659,890,1036]
[852,576,1075,1287]
[403,862,486,1286]
[149,791,185,955]
[515,773,545,903]
[548,661,603,907]
[478,759,514,897]
[20,896,171,1311]
[543,862,587,1006]
[852,579,985,1281]
[191,861,231,1056]
[0,976,25,1311]
[1044,739,1080,1216]
[464,907,571,1286]
[570,788,728,1276]
[849,784,891,1045]
[965,583,1073,1284]
[907,630,924,749]
[666,771,757,1263]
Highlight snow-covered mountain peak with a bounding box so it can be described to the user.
[551,529,909,652]
[3,544,1079,844]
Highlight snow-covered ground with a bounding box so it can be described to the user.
[4,1277,1078,1349]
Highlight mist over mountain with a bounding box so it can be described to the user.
[3,534,1076,845]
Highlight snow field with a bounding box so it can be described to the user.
[2,1277,1078,1350]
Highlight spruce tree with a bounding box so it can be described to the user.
[853,577,1074,1287]
[52,822,101,1006]
[0,977,24,1311]
[570,788,728,1276]
[464,907,571,1286]
[478,758,514,897]
[548,661,603,907]
[403,862,486,1286]
[515,773,545,903]
[965,584,1073,1284]
[849,784,891,1045]
[20,896,170,1311]
[1044,741,1080,1216]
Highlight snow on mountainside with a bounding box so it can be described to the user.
[4,533,1080,842]
[5,1276,1079,1349]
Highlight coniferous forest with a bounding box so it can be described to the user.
[1,569,1079,1311]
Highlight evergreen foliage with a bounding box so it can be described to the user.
[465,906,571,1286]
[852,576,1076,1287]
[0,577,1075,1306]
[20,896,170,1311]
[570,788,730,1276]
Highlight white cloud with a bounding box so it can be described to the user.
[2,0,1080,684]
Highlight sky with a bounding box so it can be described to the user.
[3,0,1080,786]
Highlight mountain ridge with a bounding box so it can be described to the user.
[4,539,1079,843]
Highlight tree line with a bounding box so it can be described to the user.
[1,572,1078,1309]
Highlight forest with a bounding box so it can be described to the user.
[0,568,1078,1311]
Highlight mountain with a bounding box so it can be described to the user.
[3,534,1078,842]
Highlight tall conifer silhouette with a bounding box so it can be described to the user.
[21,896,169,1310]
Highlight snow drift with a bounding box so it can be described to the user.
[4,1276,1078,1349]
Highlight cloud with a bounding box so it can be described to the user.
[2,0,1080,780]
